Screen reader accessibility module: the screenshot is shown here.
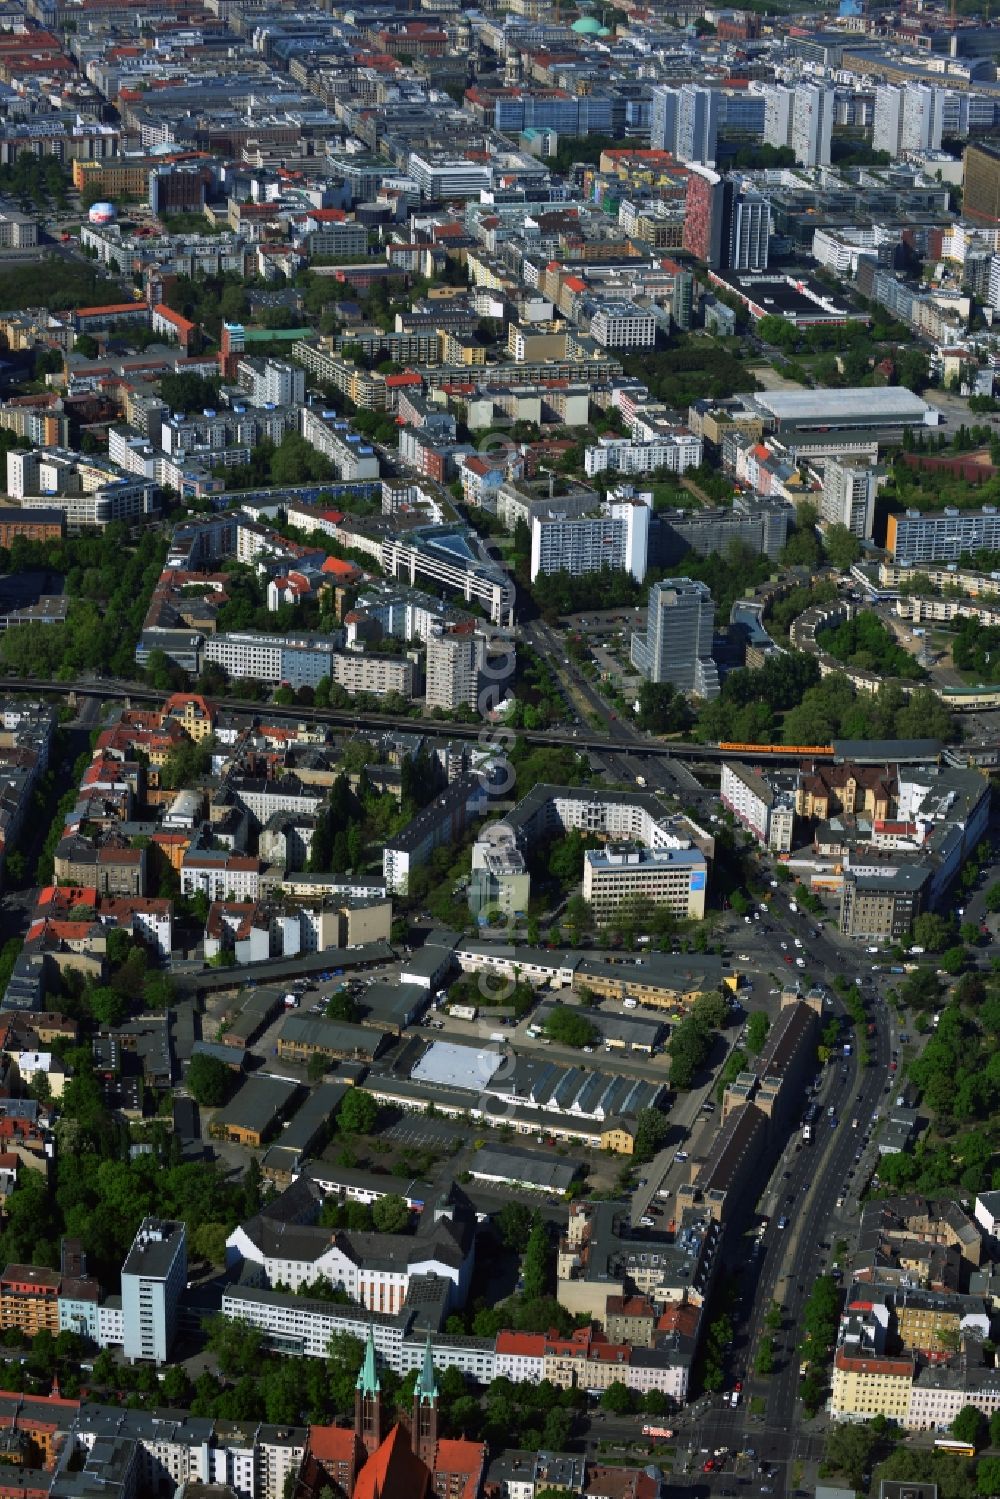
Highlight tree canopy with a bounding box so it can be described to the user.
[186,1053,234,1108]
[542,1005,597,1049]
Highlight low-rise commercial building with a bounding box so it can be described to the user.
[208,1077,299,1148]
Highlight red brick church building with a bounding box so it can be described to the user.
[297,1331,486,1499]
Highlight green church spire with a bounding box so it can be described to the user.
[356,1326,380,1394]
[415,1333,438,1404]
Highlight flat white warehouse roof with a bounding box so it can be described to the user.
[751,387,934,422]
[411,1039,503,1091]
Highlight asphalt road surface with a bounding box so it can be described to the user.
[672,892,898,1499]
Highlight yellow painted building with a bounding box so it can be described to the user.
[830,1351,914,1422]
[73,159,150,198]
[600,1122,636,1154]
[0,1267,61,1337]
[162,693,216,742]
[439,331,486,365]
[895,1301,961,1356]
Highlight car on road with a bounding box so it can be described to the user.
[777,1215,788,1229]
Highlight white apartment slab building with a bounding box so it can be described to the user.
[203,631,339,690]
[792,84,834,167]
[530,494,651,583]
[181,851,265,902]
[820,457,879,539]
[300,406,380,482]
[584,431,703,478]
[331,650,415,700]
[425,628,486,711]
[874,84,944,158]
[589,303,657,350]
[720,761,795,852]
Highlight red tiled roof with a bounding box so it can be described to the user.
[153,303,196,333]
[321,556,360,578]
[353,1424,430,1499]
[834,1350,913,1376]
[308,1424,363,1463]
[496,1331,544,1356]
[75,303,148,318]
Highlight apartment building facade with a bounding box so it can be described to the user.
[121,1218,187,1366]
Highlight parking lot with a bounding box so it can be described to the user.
[385,1116,464,1150]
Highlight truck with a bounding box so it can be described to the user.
[642,1425,674,1439]
[802,1124,813,1143]
[450,1004,477,1022]
[489,1031,505,1043]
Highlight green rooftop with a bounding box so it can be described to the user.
[243,326,315,343]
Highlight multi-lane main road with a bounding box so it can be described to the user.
[673,897,898,1499]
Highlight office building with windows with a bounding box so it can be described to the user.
[589,303,657,349]
[729,189,770,271]
[121,1218,186,1365]
[963,141,1000,223]
[582,844,708,920]
[630,578,719,698]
